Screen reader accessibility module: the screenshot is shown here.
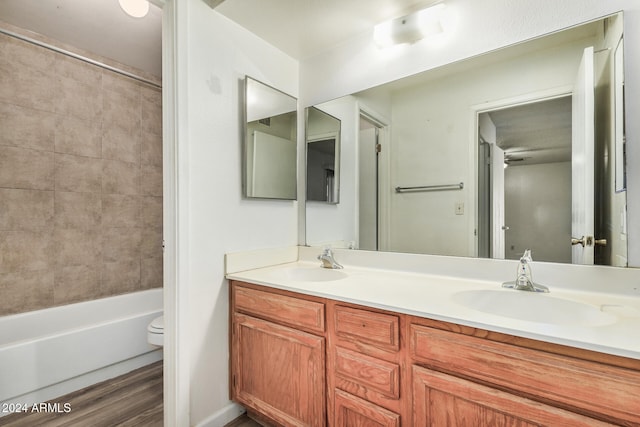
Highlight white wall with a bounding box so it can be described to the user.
[174,1,299,424]
[300,0,640,266]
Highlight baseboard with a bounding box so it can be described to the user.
[194,402,246,427]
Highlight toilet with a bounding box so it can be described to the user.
[147,315,164,346]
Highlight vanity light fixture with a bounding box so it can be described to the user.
[118,0,150,18]
[373,3,445,48]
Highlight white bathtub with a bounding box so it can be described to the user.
[0,289,163,413]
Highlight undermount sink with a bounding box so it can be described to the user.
[453,289,618,327]
[270,266,347,282]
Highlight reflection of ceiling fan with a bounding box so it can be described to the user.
[504,156,530,165]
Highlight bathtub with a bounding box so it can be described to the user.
[0,289,163,413]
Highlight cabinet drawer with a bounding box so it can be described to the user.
[335,347,400,400]
[410,324,640,425]
[334,389,400,427]
[334,305,399,351]
[233,283,325,334]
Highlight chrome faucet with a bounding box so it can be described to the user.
[318,247,343,269]
[502,249,549,293]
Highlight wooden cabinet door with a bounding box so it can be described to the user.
[334,389,400,427]
[412,366,612,427]
[232,313,326,427]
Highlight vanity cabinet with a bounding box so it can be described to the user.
[230,280,640,426]
[231,282,326,426]
[409,318,640,426]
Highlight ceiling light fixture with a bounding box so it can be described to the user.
[118,0,150,18]
[374,3,445,48]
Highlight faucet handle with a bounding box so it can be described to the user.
[321,246,333,256]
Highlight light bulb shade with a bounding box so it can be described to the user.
[374,3,445,48]
[119,0,150,18]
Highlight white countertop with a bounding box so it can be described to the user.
[226,254,640,361]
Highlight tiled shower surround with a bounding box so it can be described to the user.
[0,32,162,315]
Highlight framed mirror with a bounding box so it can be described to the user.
[306,107,341,204]
[305,13,628,267]
[243,76,297,200]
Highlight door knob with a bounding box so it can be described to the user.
[571,236,586,247]
[594,238,607,246]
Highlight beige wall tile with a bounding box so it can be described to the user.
[55,115,102,158]
[0,189,54,230]
[102,72,141,99]
[54,228,102,267]
[141,256,163,289]
[54,55,102,87]
[102,194,140,228]
[0,230,52,273]
[1,33,163,313]
[140,132,162,167]
[0,146,54,190]
[103,227,142,263]
[0,34,56,70]
[55,191,102,229]
[141,97,162,135]
[55,77,103,121]
[0,62,57,112]
[0,270,54,315]
[102,127,140,164]
[54,264,101,306]
[101,259,140,295]
[140,85,161,106]
[0,35,57,112]
[0,102,55,151]
[103,89,141,134]
[55,153,103,193]
[102,159,139,195]
[141,196,163,229]
[141,228,163,259]
[140,164,162,197]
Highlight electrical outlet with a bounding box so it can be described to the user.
[455,202,464,215]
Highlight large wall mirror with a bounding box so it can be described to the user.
[243,76,297,200]
[305,12,629,267]
[306,107,341,204]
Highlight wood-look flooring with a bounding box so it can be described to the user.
[224,414,262,427]
[0,361,163,427]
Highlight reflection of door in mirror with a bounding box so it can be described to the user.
[305,107,341,204]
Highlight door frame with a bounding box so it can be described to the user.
[469,85,573,258]
[153,0,191,425]
[358,104,390,251]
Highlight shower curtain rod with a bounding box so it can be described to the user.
[0,27,161,89]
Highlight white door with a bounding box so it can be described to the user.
[571,46,595,264]
[491,144,505,259]
[359,126,378,250]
